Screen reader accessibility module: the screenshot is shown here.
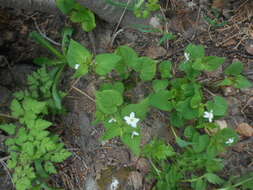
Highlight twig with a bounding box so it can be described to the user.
[110,0,131,46]
[191,7,201,41]
[0,156,10,162]
[34,20,61,46]
[0,113,17,120]
[0,156,14,187]
[72,86,96,103]
[203,87,216,97]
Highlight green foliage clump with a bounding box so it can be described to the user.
[56,0,96,32]
[0,67,71,190]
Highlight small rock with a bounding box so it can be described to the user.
[136,158,150,174]
[245,39,253,55]
[144,46,167,59]
[215,120,228,129]
[126,171,143,190]
[222,86,238,96]
[236,123,253,137]
[206,120,227,134]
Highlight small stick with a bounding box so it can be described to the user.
[34,20,61,46]
[72,86,96,103]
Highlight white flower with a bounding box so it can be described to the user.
[184,52,190,61]
[110,178,119,190]
[74,64,80,70]
[124,112,140,128]
[203,110,214,123]
[225,138,234,145]
[131,131,139,139]
[108,118,117,123]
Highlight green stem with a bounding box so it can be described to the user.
[30,32,64,59]
[182,175,205,183]
[149,158,161,178]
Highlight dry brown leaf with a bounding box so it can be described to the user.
[212,0,226,10]
[236,123,253,137]
[144,46,167,59]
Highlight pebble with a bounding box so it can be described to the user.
[236,123,253,137]
[245,39,253,55]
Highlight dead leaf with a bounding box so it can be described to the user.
[222,39,236,47]
[212,0,226,10]
[144,46,167,59]
[236,123,253,137]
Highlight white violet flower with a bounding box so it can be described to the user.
[225,138,234,145]
[203,110,214,123]
[108,118,117,123]
[184,52,190,61]
[74,64,80,70]
[124,112,140,128]
[110,178,119,190]
[131,131,139,139]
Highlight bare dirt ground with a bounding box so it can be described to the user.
[0,0,253,189]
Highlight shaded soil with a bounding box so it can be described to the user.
[0,0,253,189]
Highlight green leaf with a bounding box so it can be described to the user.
[121,133,141,155]
[61,27,74,54]
[152,79,169,92]
[0,124,16,135]
[66,39,92,68]
[139,57,156,81]
[22,142,34,156]
[192,134,210,153]
[33,57,61,66]
[121,98,149,120]
[52,65,65,110]
[218,78,233,86]
[175,136,192,148]
[23,98,47,115]
[95,53,122,76]
[100,82,125,94]
[11,99,24,117]
[102,124,122,141]
[234,75,252,89]
[158,33,176,45]
[205,173,224,185]
[115,45,138,78]
[170,112,185,127]
[70,10,87,23]
[44,161,57,174]
[194,179,207,190]
[80,9,96,32]
[143,139,175,160]
[30,32,63,59]
[73,62,89,78]
[159,61,172,79]
[204,56,225,71]
[184,126,197,139]
[175,99,198,120]
[35,119,52,130]
[207,96,228,116]
[225,61,244,76]
[150,90,173,111]
[185,44,205,60]
[56,0,75,14]
[96,90,123,114]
